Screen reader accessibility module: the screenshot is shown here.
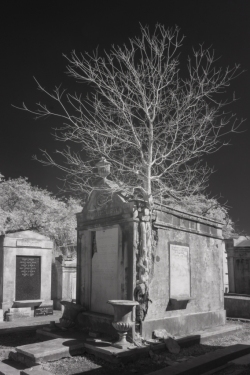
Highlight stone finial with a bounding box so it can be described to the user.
[96,157,111,179]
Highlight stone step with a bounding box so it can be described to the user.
[0,359,27,375]
[147,343,250,375]
[15,338,85,365]
[0,363,20,375]
[0,360,53,375]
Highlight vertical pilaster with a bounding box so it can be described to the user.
[225,239,235,293]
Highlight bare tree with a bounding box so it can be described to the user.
[18,24,243,205]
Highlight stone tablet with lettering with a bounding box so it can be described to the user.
[16,256,41,300]
[169,244,191,299]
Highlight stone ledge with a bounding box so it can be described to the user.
[229,352,250,365]
[13,300,43,308]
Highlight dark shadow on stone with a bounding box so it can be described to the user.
[166,299,188,311]
[2,359,28,370]
[177,335,201,347]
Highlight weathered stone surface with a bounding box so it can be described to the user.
[16,238,52,249]
[153,329,173,339]
[0,361,24,374]
[77,311,117,336]
[169,244,190,299]
[146,344,250,375]
[8,307,32,319]
[225,294,250,319]
[59,301,85,328]
[21,366,53,375]
[141,310,226,339]
[164,337,180,354]
[52,256,77,310]
[16,338,84,364]
[225,236,250,294]
[91,228,120,315]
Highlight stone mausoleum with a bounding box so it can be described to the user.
[0,231,53,320]
[224,236,250,319]
[225,236,250,295]
[76,179,225,339]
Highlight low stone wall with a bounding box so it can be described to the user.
[141,310,226,339]
[224,293,250,319]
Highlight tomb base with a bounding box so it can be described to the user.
[225,293,250,319]
[7,307,33,320]
[140,309,226,339]
[76,311,117,337]
[2,300,54,320]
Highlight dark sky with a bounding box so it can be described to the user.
[1,1,250,233]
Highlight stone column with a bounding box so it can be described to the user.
[225,239,235,293]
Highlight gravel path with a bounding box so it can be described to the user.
[40,321,250,374]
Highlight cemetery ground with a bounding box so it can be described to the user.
[0,320,250,374]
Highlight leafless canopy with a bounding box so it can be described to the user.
[18,24,243,203]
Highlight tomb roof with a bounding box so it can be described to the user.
[235,239,250,247]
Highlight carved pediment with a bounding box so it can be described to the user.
[82,190,128,222]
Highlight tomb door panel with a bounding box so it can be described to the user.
[91,227,119,315]
[169,245,191,299]
[16,256,41,300]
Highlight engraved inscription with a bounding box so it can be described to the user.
[88,206,122,220]
[19,258,37,277]
[16,256,41,300]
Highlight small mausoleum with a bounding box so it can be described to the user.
[224,236,250,319]
[76,179,225,339]
[0,231,54,320]
[225,236,250,295]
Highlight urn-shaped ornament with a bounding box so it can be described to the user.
[107,300,139,349]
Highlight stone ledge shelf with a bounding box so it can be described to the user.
[13,300,49,308]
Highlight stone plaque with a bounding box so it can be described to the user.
[169,245,190,299]
[91,227,119,315]
[16,256,41,300]
[34,306,53,316]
